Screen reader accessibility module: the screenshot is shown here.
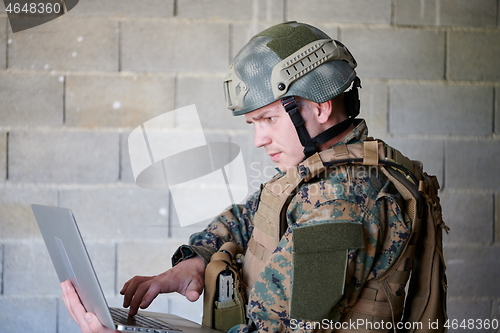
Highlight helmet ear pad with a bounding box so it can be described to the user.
[343,77,362,119]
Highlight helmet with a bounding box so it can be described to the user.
[224,21,358,116]
[224,21,361,158]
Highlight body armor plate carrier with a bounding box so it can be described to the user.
[206,139,449,333]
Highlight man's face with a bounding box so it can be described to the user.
[245,100,305,172]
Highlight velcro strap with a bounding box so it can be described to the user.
[363,140,379,165]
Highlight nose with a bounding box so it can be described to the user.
[253,124,271,148]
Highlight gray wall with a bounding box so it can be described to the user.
[1,0,499,332]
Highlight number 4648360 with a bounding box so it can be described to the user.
[6,2,62,14]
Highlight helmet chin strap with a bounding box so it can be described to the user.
[280,77,361,159]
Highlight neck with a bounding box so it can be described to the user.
[317,122,355,151]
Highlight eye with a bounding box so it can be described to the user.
[267,116,277,123]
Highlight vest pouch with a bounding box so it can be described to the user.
[291,222,364,322]
[213,288,246,332]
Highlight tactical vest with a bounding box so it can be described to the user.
[242,139,449,333]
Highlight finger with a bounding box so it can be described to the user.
[61,281,78,323]
[127,281,158,316]
[122,276,150,308]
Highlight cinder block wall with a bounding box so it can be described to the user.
[0,1,499,332]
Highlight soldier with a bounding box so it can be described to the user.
[62,21,446,333]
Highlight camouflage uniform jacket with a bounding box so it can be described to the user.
[172,119,410,333]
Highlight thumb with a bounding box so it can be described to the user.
[185,289,201,302]
[184,280,203,302]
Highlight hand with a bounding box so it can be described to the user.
[120,256,206,316]
[60,280,118,333]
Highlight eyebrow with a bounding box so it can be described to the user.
[246,110,272,124]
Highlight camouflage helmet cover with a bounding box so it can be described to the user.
[224,21,358,116]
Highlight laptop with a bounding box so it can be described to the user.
[32,204,220,333]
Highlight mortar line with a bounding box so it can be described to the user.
[390,0,395,26]
[443,30,448,80]
[5,132,9,180]
[4,18,7,69]
[118,20,122,72]
[173,0,178,17]
[283,0,288,21]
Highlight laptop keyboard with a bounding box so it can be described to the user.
[110,307,183,332]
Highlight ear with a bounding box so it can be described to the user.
[316,100,333,124]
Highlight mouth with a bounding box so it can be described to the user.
[269,152,281,162]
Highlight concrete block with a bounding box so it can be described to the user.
[120,131,135,183]
[440,0,497,27]
[382,138,444,182]
[59,187,170,240]
[389,83,493,135]
[177,0,284,21]
[70,0,174,17]
[3,241,60,295]
[394,0,437,26]
[116,239,182,291]
[0,17,6,69]
[8,130,119,183]
[341,28,445,80]
[444,245,500,297]
[446,298,491,333]
[359,80,388,136]
[85,242,116,295]
[8,16,118,71]
[0,131,5,181]
[440,192,494,244]
[122,20,229,73]
[167,132,249,239]
[231,132,274,192]
[445,140,500,190]
[66,74,175,128]
[448,31,500,81]
[168,293,203,324]
[175,74,246,130]
[0,297,57,333]
[395,0,497,27]
[287,0,391,24]
[4,241,114,296]
[0,73,63,126]
[0,187,58,239]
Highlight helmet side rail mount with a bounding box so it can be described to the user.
[272,39,357,99]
